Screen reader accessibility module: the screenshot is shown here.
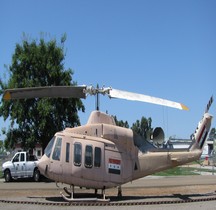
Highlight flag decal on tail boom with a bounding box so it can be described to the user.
[198,126,208,149]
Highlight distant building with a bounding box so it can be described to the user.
[14,142,42,159]
[166,137,215,159]
[166,138,192,149]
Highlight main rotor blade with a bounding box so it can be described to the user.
[109,89,189,111]
[3,86,87,100]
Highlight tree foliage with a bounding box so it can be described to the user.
[112,115,129,128]
[0,35,85,151]
[209,128,216,140]
[113,114,153,140]
[131,116,153,139]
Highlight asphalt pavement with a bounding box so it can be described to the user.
[1,168,216,210]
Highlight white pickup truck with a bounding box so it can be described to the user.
[2,151,40,182]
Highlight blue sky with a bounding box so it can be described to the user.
[0,0,215,140]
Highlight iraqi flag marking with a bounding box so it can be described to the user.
[108,158,121,175]
[198,126,208,149]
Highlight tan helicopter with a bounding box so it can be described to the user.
[3,85,213,201]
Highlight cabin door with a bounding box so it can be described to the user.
[81,141,105,182]
[71,141,105,183]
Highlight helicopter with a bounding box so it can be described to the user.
[3,85,213,202]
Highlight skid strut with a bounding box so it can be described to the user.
[118,185,122,198]
[60,185,110,202]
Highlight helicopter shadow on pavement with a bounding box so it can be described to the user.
[43,192,215,203]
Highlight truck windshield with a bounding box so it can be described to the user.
[44,137,55,158]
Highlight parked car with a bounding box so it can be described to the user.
[2,151,40,182]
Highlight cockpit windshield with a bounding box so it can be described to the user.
[44,137,55,158]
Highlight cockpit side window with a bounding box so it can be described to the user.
[45,137,55,158]
[74,143,82,166]
[52,137,62,161]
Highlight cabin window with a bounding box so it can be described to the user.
[74,143,82,166]
[85,145,93,168]
[94,147,101,167]
[13,153,20,162]
[20,153,25,162]
[52,137,62,161]
[66,143,70,163]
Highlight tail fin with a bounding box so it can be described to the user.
[189,96,213,151]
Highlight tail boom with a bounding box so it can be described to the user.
[133,97,213,181]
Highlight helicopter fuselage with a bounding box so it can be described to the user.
[38,110,211,190]
[38,121,137,189]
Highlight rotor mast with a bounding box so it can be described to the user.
[96,84,100,111]
[84,85,111,111]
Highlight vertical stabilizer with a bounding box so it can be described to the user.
[189,96,213,151]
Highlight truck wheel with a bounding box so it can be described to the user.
[33,168,40,182]
[4,170,12,182]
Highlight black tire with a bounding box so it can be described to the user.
[33,168,40,182]
[4,169,12,182]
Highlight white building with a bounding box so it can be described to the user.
[167,138,215,159]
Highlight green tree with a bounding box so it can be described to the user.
[131,116,153,139]
[0,140,3,152]
[209,128,216,140]
[0,35,85,151]
[112,115,129,128]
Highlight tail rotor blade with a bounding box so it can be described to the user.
[205,95,213,113]
[109,88,189,111]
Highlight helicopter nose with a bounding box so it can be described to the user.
[37,155,50,177]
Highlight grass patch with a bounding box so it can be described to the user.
[154,166,214,176]
[154,167,197,176]
[0,171,3,178]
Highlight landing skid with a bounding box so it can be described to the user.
[60,185,110,202]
